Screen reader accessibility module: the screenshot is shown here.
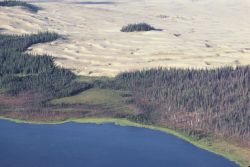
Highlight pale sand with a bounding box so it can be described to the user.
[0,0,250,76]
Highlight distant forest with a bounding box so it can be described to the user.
[101,67,250,140]
[0,32,90,100]
[0,0,40,13]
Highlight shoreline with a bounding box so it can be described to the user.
[0,116,246,167]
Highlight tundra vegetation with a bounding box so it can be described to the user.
[0,0,41,13]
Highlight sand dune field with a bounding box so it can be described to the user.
[0,0,250,76]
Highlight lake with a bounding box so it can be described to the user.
[0,119,238,167]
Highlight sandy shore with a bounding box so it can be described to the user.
[0,0,250,76]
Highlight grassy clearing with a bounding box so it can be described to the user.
[51,88,129,105]
[50,88,135,114]
[76,75,111,83]
[0,116,248,167]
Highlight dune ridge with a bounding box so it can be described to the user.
[0,0,249,76]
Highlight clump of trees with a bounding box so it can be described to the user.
[102,67,250,140]
[0,0,41,13]
[121,23,156,32]
[0,32,90,100]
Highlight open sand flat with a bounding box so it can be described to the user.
[0,0,250,76]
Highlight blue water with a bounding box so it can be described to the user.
[0,119,238,167]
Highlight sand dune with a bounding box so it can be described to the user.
[0,0,250,76]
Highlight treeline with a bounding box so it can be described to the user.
[102,67,250,140]
[0,32,59,52]
[0,0,41,13]
[0,32,90,100]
